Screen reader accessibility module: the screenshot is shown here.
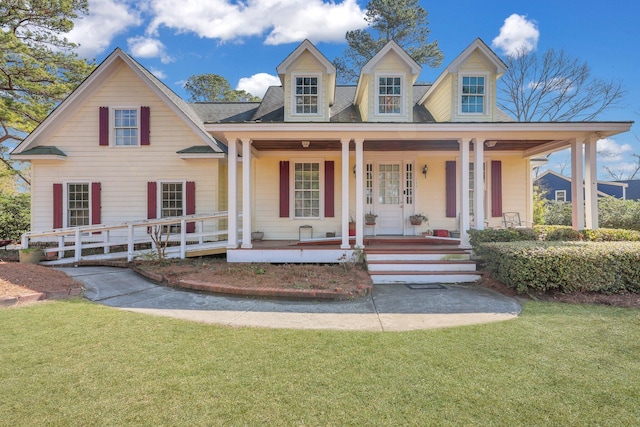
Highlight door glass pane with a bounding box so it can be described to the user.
[378,164,400,205]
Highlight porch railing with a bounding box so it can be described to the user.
[21,212,233,263]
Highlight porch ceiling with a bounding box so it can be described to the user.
[249,139,554,152]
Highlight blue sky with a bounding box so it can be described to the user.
[67,0,639,179]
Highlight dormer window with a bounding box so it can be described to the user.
[460,75,486,114]
[377,76,402,114]
[294,75,319,114]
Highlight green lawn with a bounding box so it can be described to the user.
[1,300,639,426]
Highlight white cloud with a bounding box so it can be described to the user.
[149,67,167,79]
[127,36,173,63]
[68,0,142,57]
[597,138,633,162]
[237,73,281,98]
[146,0,366,45]
[492,14,539,57]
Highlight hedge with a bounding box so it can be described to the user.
[481,241,640,294]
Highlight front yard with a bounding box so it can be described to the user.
[1,299,638,425]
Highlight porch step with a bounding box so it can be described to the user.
[369,271,483,285]
[364,247,480,285]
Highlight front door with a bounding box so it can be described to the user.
[375,162,405,234]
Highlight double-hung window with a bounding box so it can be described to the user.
[555,190,567,202]
[461,75,486,114]
[294,162,320,218]
[161,182,183,233]
[295,76,319,114]
[67,183,90,227]
[114,108,138,146]
[377,76,402,114]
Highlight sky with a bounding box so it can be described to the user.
[64,0,640,180]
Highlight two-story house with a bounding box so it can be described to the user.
[11,38,633,268]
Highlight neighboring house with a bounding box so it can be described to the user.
[613,179,640,200]
[11,38,633,264]
[535,170,631,201]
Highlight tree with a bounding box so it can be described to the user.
[498,48,624,122]
[333,0,443,83]
[0,191,30,240]
[184,74,260,102]
[1,0,95,185]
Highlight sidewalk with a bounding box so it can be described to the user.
[60,266,521,331]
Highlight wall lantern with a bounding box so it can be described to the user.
[422,164,428,178]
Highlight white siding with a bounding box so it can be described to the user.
[30,61,221,234]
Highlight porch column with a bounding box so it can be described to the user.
[340,138,351,249]
[354,138,364,248]
[570,138,585,230]
[227,139,238,248]
[459,138,471,248]
[241,138,252,248]
[584,136,598,229]
[473,138,484,230]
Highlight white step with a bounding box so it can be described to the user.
[370,272,482,284]
[366,253,470,262]
[367,260,477,272]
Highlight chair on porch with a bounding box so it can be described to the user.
[502,212,532,229]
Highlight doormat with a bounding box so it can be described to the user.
[405,284,447,290]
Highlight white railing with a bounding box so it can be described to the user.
[21,212,233,263]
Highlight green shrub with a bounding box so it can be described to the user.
[583,228,640,242]
[468,228,538,257]
[0,192,30,241]
[598,196,640,231]
[544,201,572,226]
[481,241,640,294]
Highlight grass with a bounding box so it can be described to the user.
[1,300,639,426]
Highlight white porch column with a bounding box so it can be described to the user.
[459,138,471,248]
[473,138,484,230]
[354,138,364,248]
[227,139,238,248]
[570,138,585,230]
[340,138,351,249]
[241,138,252,248]
[584,137,598,229]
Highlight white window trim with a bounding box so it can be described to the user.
[290,73,323,117]
[458,72,490,116]
[157,180,187,218]
[374,73,404,117]
[290,158,324,220]
[555,190,567,202]
[63,181,92,228]
[111,106,140,147]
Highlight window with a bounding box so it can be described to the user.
[67,183,90,227]
[114,108,138,146]
[461,76,485,113]
[294,162,320,218]
[162,182,183,233]
[377,76,402,114]
[555,190,567,202]
[295,76,318,114]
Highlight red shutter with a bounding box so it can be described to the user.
[147,182,157,219]
[324,161,334,217]
[279,161,290,218]
[91,182,101,225]
[186,181,195,233]
[140,106,150,146]
[491,160,503,217]
[445,161,456,218]
[99,107,109,146]
[53,183,63,228]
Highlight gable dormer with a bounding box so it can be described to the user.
[276,40,336,122]
[353,40,421,123]
[420,38,508,122]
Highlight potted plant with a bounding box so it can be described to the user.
[409,213,428,226]
[349,214,356,236]
[251,231,264,241]
[365,211,378,225]
[19,247,44,264]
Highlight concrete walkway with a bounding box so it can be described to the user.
[60,266,521,332]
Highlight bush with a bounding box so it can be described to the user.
[583,228,640,242]
[468,228,538,257]
[598,196,640,231]
[544,200,572,225]
[0,192,30,241]
[481,241,640,294]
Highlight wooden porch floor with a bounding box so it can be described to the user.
[247,235,462,251]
